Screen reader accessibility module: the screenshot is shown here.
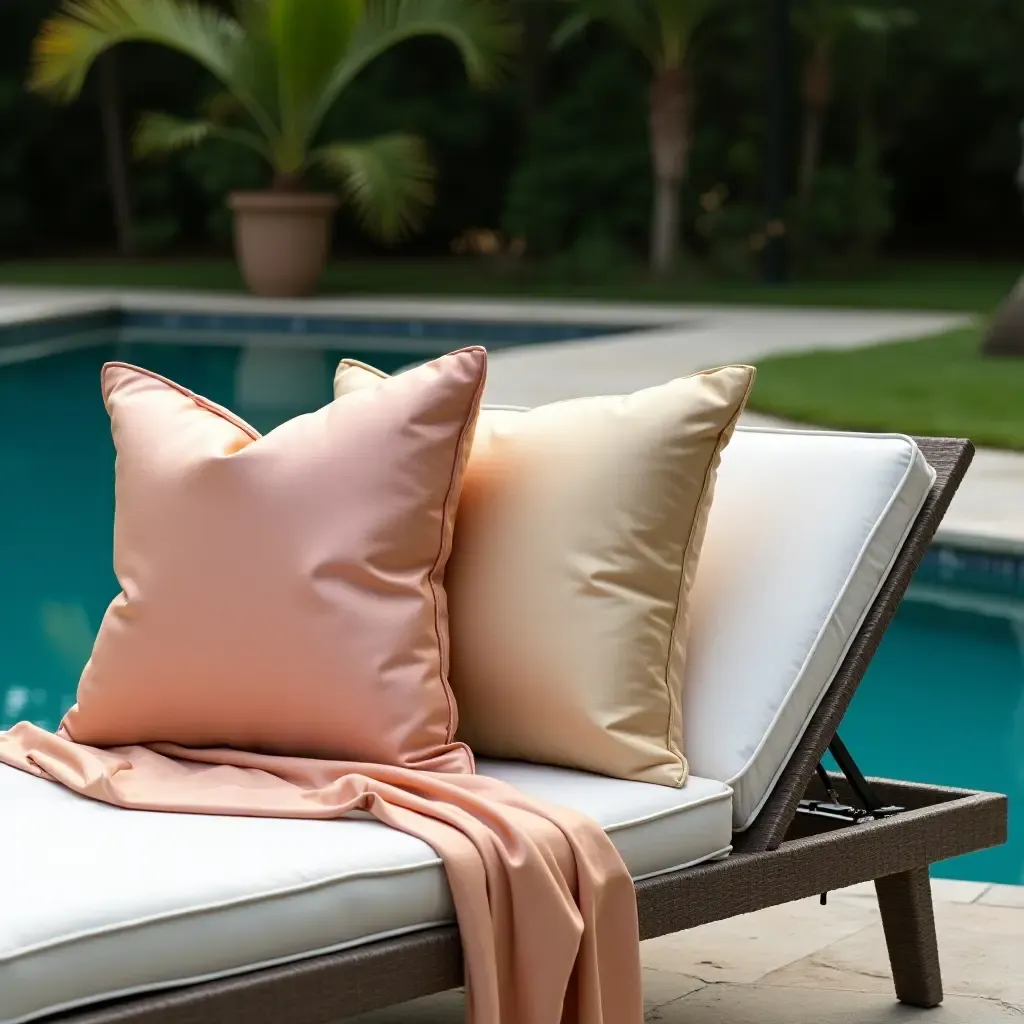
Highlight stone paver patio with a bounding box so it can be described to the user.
[345,880,1024,1023]
[1,287,1021,1019]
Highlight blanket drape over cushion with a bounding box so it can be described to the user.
[0,724,643,1024]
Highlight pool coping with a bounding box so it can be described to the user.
[1,287,1020,563]
[0,285,974,331]
[0,288,700,328]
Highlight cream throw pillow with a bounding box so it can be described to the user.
[335,359,755,786]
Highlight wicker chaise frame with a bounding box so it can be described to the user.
[50,437,1008,1024]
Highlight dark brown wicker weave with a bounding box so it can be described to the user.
[46,437,1008,1024]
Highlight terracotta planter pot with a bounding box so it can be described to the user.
[228,191,339,298]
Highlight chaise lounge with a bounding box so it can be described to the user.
[1,427,1008,1024]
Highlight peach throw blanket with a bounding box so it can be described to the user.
[0,722,643,1024]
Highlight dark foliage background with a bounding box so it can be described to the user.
[2,0,1023,264]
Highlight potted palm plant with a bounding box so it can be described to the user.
[30,0,515,297]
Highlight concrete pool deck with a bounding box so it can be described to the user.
[0,286,1021,1020]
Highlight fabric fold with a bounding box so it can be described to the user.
[0,722,643,1024]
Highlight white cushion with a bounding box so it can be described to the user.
[683,428,935,830]
[0,761,731,1024]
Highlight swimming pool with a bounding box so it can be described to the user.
[1,337,1021,886]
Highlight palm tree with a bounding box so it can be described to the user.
[29,0,516,245]
[793,1,914,200]
[553,0,718,276]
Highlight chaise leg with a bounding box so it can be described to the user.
[874,867,943,1008]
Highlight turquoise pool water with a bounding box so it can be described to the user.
[0,340,1021,886]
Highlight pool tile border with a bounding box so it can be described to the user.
[0,303,646,354]
[121,309,637,346]
[917,543,1024,599]
[0,310,119,350]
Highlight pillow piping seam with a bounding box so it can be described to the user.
[337,355,473,756]
[661,367,755,788]
[101,362,261,440]
[428,350,487,757]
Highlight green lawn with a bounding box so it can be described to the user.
[749,326,1024,450]
[0,257,1018,313]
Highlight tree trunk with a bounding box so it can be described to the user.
[651,176,681,277]
[798,106,824,200]
[97,51,135,257]
[648,66,693,276]
[798,41,831,199]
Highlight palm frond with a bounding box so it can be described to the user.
[312,0,517,135]
[793,1,916,44]
[134,111,271,160]
[31,0,240,99]
[651,0,718,67]
[266,0,362,167]
[549,10,592,51]
[203,88,244,123]
[134,112,214,156]
[550,0,660,62]
[29,0,279,142]
[847,5,917,34]
[313,133,435,244]
[232,0,268,31]
[225,0,283,127]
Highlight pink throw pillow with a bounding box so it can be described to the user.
[60,348,486,771]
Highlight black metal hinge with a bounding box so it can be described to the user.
[797,734,906,906]
[798,734,905,827]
